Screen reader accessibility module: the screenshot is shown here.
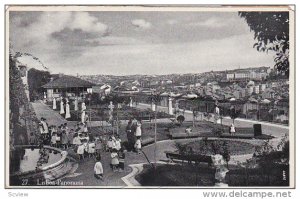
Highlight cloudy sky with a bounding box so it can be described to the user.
[9,11,275,75]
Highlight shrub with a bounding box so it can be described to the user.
[177,115,185,125]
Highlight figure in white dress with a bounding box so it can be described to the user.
[135,122,142,137]
[74,97,78,111]
[129,97,133,107]
[52,97,57,110]
[230,123,236,135]
[60,98,65,115]
[81,111,86,123]
[82,102,86,111]
[215,106,221,124]
[65,102,71,119]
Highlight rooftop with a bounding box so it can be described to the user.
[42,75,96,89]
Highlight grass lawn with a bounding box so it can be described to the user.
[88,121,170,142]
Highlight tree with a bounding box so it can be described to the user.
[239,12,289,77]
[27,68,51,101]
[177,115,185,126]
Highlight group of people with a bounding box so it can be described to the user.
[52,97,72,120]
[35,117,131,181]
[126,119,143,154]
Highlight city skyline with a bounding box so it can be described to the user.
[10,11,275,75]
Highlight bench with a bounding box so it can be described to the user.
[141,137,155,146]
[165,151,212,165]
[169,130,212,139]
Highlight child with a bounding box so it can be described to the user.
[63,123,69,133]
[82,139,89,158]
[73,133,82,146]
[111,149,119,172]
[95,137,102,157]
[111,136,117,151]
[94,156,104,180]
[68,129,74,148]
[135,122,142,138]
[83,123,88,133]
[61,130,68,149]
[87,139,96,158]
[83,132,90,142]
[230,123,236,136]
[118,148,125,172]
[101,136,107,152]
[77,143,85,160]
[115,136,122,151]
[51,133,57,148]
[134,137,142,154]
[107,136,113,152]
[56,125,62,148]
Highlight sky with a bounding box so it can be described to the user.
[9,11,275,75]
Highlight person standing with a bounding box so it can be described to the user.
[94,156,104,180]
[118,148,125,171]
[134,137,142,154]
[115,135,122,151]
[40,118,49,142]
[230,123,236,135]
[61,130,68,149]
[135,121,142,138]
[40,118,49,134]
[95,137,102,156]
[126,120,135,151]
[77,143,85,160]
[73,133,82,146]
[111,149,119,172]
[68,129,75,148]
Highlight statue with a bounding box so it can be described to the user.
[74,97,78,111]
[65,102,71,119]
[211,154,229,187]
[52,97,57,110]
[81,111,86,123]
[60,98,65,115]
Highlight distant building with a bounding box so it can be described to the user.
[42,75,95,100]
[226,67,269,81]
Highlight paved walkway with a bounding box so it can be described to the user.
[32,101,68,125]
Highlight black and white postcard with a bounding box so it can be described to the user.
[5,5,295,188]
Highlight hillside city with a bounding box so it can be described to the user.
[79,66,289,124]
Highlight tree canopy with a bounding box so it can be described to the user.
[239,12,289,77]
